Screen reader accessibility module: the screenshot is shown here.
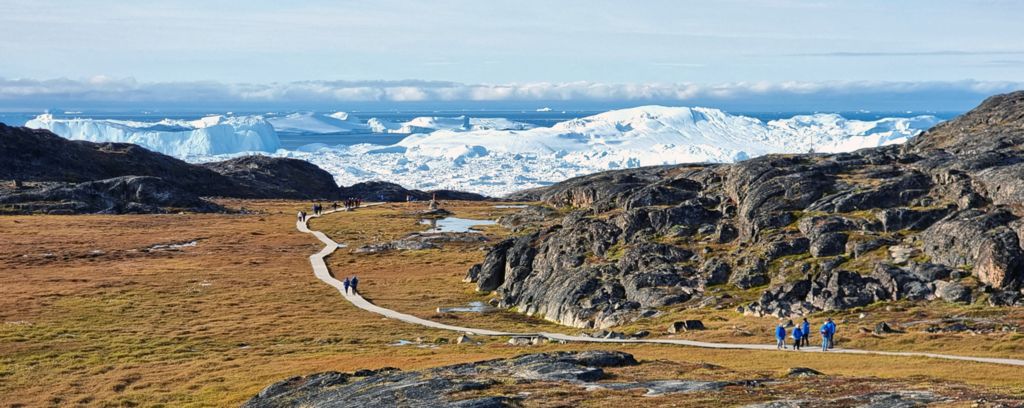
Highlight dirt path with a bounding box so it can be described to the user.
[298,208,1024,367]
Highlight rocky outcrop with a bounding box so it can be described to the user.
[0,124,344,213]
[338,181,488,202]
[0,176,223,214]
[472,91,1024,326]
[243,351,637,408]
[199,155,339,199]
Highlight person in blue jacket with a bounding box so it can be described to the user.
[791,325,803,350]
[775,323,787,350]
[351,276,359,293]
[820,321,831,351]
[825,318,837,349]
[343,277,351,294]
[801,318,811,347]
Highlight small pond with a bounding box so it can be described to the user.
[420,217,496,233]
[436,301,498,314]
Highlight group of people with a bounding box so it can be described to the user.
[297,199,364,223]
[775,317,837,351]
[342,198,362,210]
[342,276,359,294]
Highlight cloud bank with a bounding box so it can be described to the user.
[1,77,1022,111]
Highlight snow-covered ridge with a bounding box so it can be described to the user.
[25,113,280,158]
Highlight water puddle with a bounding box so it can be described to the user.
[436,301,498,314]
[390,339,439,348]
[419,217,496,233]
[149,240,198,250]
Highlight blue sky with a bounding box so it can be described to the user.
[1,0,1023,111]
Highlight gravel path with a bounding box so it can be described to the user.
[298,207,1024,367]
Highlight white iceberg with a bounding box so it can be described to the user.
[25,113,281,158]
[268,111,370,134]
[296,106,941,196]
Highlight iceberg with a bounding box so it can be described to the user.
[25,114,280,158]
[369,115,534,134]
[293,106,941,196]
[267,111,370,134]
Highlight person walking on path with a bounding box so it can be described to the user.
[775,323,786,350]
[297,211,304,223]
[801,318,811,347]
[823,317,831,348]
[343,277,351,294]
[791,325,803,351]
[351,276,359,293]
[820,320,832,351]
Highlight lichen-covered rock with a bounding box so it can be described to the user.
[468,91,1024,326]
[243,351,637,408]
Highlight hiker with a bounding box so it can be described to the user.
[820,320,831,351]
[825,318,837,349]
[332,202,339,211]
[791,325,803,351]
[775,323,786,350]
[801,318,811,347]
[297,211,304,223]
[343,277,351,294]
[351,276,359,293]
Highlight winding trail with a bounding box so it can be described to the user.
[298,208,1024,367]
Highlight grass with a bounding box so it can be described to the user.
[1,199,1023,407]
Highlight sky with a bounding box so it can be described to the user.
[1,0,1023,111]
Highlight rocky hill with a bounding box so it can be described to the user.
[468,91,1024,328]
[0,124,342,213]
[199,155,340,200]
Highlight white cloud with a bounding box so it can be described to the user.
[0,77,1021,110]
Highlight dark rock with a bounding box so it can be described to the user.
[809,233,848,257]
[847,237,896,259]
[701,259,732,286]
[667,320,705,333]
[0,176,223,214]
[988,290,1023,306]
[785,367,824,378]
[244,351,635,408]
[875,207,949,232]
[497,205,557,231]
[764,238,810,260]
[922,209,1024,289]
[909,263,953,281]
[873,322,900,334]
[934,281,972,304]
[630,330,650,338]
[730,258,769,289]
[338,181,487,202]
